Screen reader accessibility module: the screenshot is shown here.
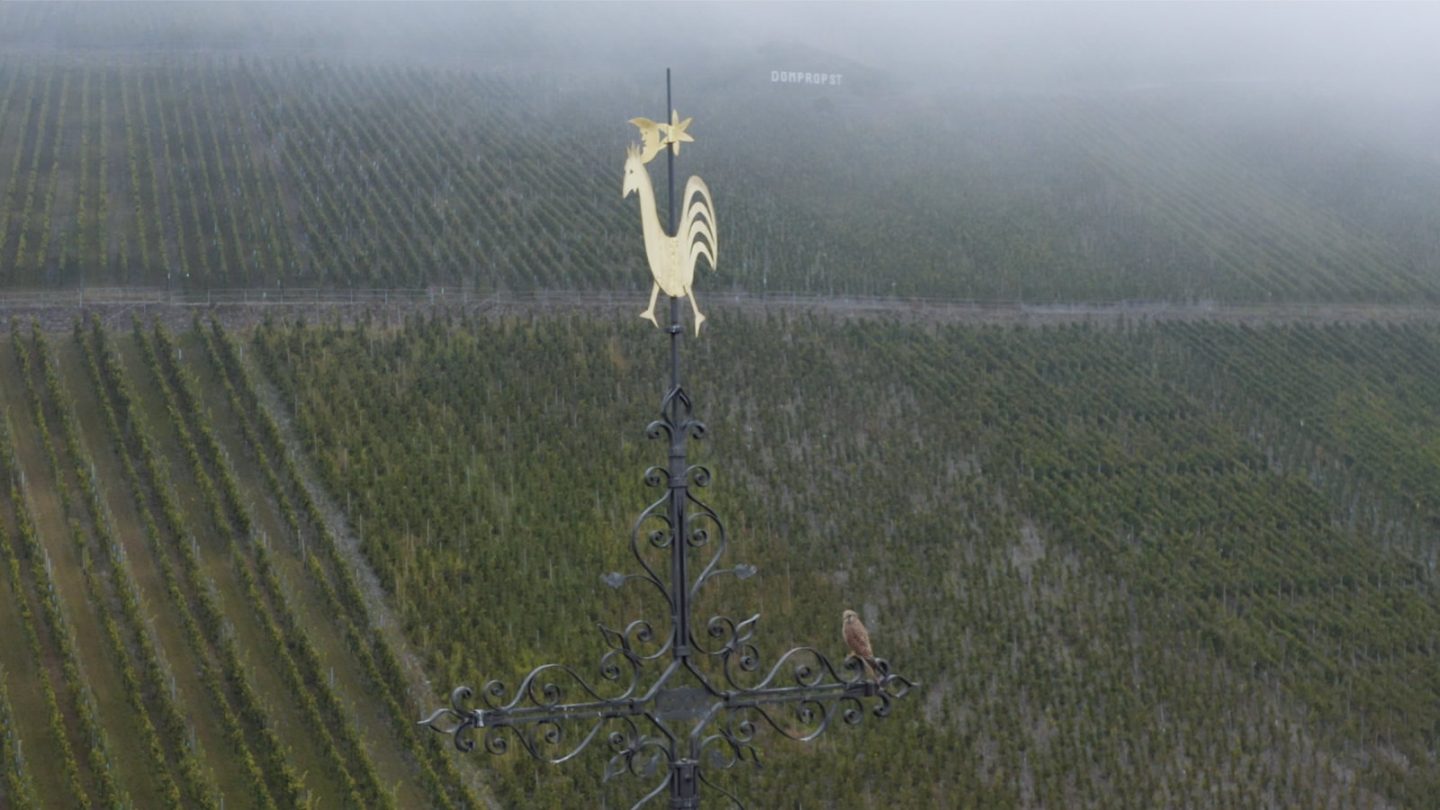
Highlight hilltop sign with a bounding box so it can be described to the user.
[770,70,843,87]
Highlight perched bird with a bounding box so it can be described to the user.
[842,609,881,682]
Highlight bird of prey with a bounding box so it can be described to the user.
[842,609,881,682]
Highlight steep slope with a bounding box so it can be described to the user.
[257,312,1439,807]
[0,317,484,809]
[0,47,1438,302]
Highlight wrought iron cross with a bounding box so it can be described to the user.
[421,70,914,809]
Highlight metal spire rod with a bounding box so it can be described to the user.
[663,66,701,810]
[665,66,690,664]
[421,70,915,809]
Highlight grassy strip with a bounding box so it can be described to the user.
[207,319,477,809]
[16,323,178,807]
[92,69,109,274]
[0,68,34,274]
[31,69,70,277]
[83,320,283,809]
[9,325,128,809]
[38,323,225,808]
[10,69,53,274]
[134,320,336,807]
[62,68,89,280]
[119,68,154,273]
[0,647,40,808]
[0,485,87,807]
[150,321,391,807]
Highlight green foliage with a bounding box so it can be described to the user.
[0,310,1437,806]
[0,315,482,806]
[259,313,1440,807]
[0,664,39,809]
[8,323,130,809]
[1,48,1439,299]
[82,319,285,809]
[201,317,479,809]
[148,320,391,807]
[21,322,192,808]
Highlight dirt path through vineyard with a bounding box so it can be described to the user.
[2,287,1440,331]
[245,361,501,809]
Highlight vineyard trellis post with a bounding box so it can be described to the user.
[421,70,915,808]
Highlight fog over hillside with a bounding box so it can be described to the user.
[4,6,1440,810]
[9,2,1438,166]
[0,2,1438,299]
[10,3,1440,93]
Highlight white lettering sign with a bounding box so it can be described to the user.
[770,70,843,87]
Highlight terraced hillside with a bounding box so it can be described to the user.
[0,42,1438,300]
[0,316,483,809]
[255,313,1439,808]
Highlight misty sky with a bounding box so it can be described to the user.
[728,2,1440,92]
[301,2,1440,97]
[8,2,1438,99]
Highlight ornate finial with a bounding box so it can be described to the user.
[622,113,718,336]
[628,118,667,164]
[424,79,913,808]
[662,109,694,156]
[627,110,695,164]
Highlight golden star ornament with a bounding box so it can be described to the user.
[661,109,694,156]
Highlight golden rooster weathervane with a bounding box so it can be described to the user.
[623,108,716,335]
[423,74,915,810]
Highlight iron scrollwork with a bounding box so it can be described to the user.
[422,77,915,808]
[421,345,918,807]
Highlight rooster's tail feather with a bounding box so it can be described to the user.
[681,176,717,275]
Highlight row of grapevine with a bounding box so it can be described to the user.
[0,314,472,801]
[0,336,120,806]
[3,48,1439,301]
[0,663,39,808]
[80,318,301,807]
[50,320,235,805]
[145,320,394,806]
[0,408,92,805]
[200,319,481,809]
[256,313,1438,807]
[0,315,478,806]
[17,321,197,807]
[133,319,348,805]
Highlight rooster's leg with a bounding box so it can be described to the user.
[686,285,706,336]
[640,283,660,327]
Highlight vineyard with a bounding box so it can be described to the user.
[0,315,483,808]
[0,4,1437,809]
[247,312,1438,807]
[1,8,1439,300]
[0,304,1432,807]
